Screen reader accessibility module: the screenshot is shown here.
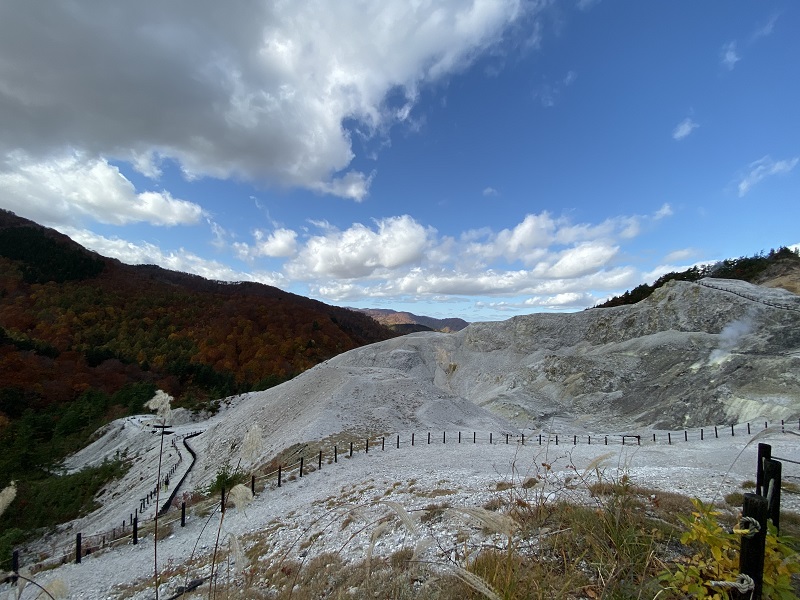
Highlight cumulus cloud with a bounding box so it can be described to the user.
[0,1,529,199]
[482,187,499,197]
[737,155,799,197]
[672,118,699,141]
[287,215,433,279]
[235,228,298,260]
[0,152,204,227]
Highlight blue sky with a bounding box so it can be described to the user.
[0,1,798,321]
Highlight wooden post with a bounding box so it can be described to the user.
[668,432,671,445]
[252,474,256,494]
[739,493,768,600]
[382,437,385,451]
[278,465,282,487]
[443,431,446,444]
[427,432,430,444]
[653,433,656,442]
[684,430,688,442]
[76,533,82,564]
[764,458,782,532]
[318,450,322,470]
[299,456,304,477]
[181,502,186,527]
[731,424,735,436]
[589,435,591,445]
[747,423,751,435]
[334,446,338,463]
[490,432,493,444]
[365,438,369,453]
[715,425,718,438]
[133,516,138,545]
[573,435,577,445]
[349,441,353,457]
[459,431,462,443]
[396,435,399,449]
[756,443,771,496]
[412,433,415,446]
[555,435,558,445]
[505,433,509,444]
[473,431,476,444]
[701,429,704,440]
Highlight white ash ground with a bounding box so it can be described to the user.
[9,429,799,600]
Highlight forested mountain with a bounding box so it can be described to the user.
[0,209,397,482]
[353,308,468,332]
[594,246,800,308]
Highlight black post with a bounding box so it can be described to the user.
[412,433,415,446]
[739,493,768,600]
[588,435,591,445]
[278,465,282,487]
[318,450,322,470]
[76,533,82,564]
[221,485,226,514]
[715,425,718,438]
[382,437,385,451]
[756,443,771,496]
[459,432,462,444]
[252,474,256,495]
[555,435,558,446]
[505,434,509,444]
[133,516,138,545]
[181,502,186,527]
[781,419,785,433]
[637,436,641,446]
[604,436,608,446]
[427,432,430,445]
[701,429,704,440]
[349,441,353,457]
[397,435,400,449]
[684,430,688,442]
[299,456,304,477]
[11,549,18,583]
[747,423,751,435]
[764,458,782,532]
[334,446,338,463]
[443,431,446,444]
[366,439,369,453]
[731,423,735,436]
[490,432,493,444]
[573,435,577,445]
[653,433,656,443]
[473,431,476,444]
[668,432,671,445]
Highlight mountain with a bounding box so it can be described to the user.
[353,308,468,332]
[0,209,398,481]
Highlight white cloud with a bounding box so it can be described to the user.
[287,215,433,279]
[720,41,740,70]
[235,228,298,260]
[751,13,779,42]
[482,187,499,197]
[0,152,204,227]
[654,203,673,220]
[737,155,799,197]
[0,1,531,199]
[61,227,285,286]
[663,248,696,263]
[672,118,699,141]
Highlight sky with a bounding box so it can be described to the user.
[0,1,798,322]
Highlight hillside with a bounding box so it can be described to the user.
[0,210,396,482]
[354,308,469,332]
[7,275,800,599]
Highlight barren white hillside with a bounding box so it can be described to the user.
[6,278,800,599]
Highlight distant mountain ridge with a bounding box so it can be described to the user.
[352,308,468,332]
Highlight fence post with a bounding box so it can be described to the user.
[252,474,256,495]
[739,493,768,600]
[684,430,688,442]
[731,424,735,436]
[427,432,431,445]
[443,431,446,444]
[652,433,656,443]
[459,432,462,444]
[335,446,338,463]
[589,435,591,445]
[76,533,82,564]
[506,434,509,444]
[412,433,415,446]
[490,432,493,444]
[382,437,385,451]
[221,486,226,514]
[366,439,369,453]
[397,435,400,449]
[756,443,771,496]
[668,433,671,445]
[701,429,704,440]
[299,456,304,477]
[181,502,186,527]
[349,442,353,457]
[133,516,138,545]
[605,436,608,446]
[555,435,558,446]
[278,465,282,487]
[473,432,476,444]
[747,423,751,435]
[318,451,322,470]
[715,425,718,438]
[764,458,782,532]
[573,435,577,445]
